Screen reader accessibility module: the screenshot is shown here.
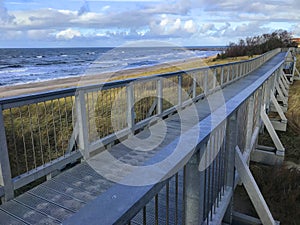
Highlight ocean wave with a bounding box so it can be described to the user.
[35,61,67,66]
[127,60,158,67]
[0,64,23,69]
[3,74,83,87]
[0,68,27,74]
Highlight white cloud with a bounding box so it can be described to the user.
[56,28,81,40]
[200,23,216,33]
[184,20,197,33]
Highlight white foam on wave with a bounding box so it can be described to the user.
[0,68,28,74]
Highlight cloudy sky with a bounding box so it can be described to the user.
[1,0,300,48]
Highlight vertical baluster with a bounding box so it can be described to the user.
[9,108,20,176]
[43,102,52,162]
[35,103,44,165]
[155,194,159,225]
[166,181,169,225]
[175,172,178,225]
[51,100,58,158]
[182,166,186,225]
[27,105,37,169]
[143,206,147,225]
[19,107,29,172]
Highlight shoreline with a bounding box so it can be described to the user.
[0,55,216,98]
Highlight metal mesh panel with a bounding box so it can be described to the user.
[0,209,27,225]
[131,170,184,225]
[15,193,73,221]
[41,180,95,202]
[29,185,85,212]
[133,80,158,123]
[0,200,60,224]
[3,96,75,178]
[86,86,127,142]
[162,76,179,111]
[181,73,194,101]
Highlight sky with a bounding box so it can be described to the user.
[0,0,300,48]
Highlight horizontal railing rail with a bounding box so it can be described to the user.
[0,48,281,202]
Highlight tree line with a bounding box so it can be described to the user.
[217,30,298,59]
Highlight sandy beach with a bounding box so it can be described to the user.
[0,56,214,98]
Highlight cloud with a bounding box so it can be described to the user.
[56,28,81,40]
[142,0,193,15]
[147,15,198,38]
[27,29,54,40]
[0,0,15,23]
[200,23,216,33]
[1,0,300,47]
[77,1,90,16]
[184,20,197,33]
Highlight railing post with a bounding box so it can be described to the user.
[226,66,230,83]
[223,111,238,224]
[192,75,197,99]
[213,69,217,89]
[76,90,89,159]
[256,87,264,133]
[157,78,163,114]
[232,65,235,80]
[244,96,254,165]
[178,75,182,107]
[127,83,135,132]
[0,109,14,202]
[184,146,205,224]
[220,67,224,86]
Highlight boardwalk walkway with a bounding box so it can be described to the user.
[0,52,286,225]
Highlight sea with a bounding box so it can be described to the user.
[0,47,221,87]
